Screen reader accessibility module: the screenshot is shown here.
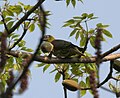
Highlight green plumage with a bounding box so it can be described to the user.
[41,35,84,58]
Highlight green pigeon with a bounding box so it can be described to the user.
[41,35,84,58]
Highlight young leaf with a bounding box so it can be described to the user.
[78,0,83,3]
[7,21,14,29]
[66,0,70,6]
[75,31,80,40]
[71,0,76,7]
[79,81,86,96]
[102,29,112,38]
[25,48,33,52]
[5,17,13,23]
[29,23,35,32]
[88,13,94,18]
[80,36,86,46]
[36,63,45,67]
[86,77,90,87]
[90,36,95,48]
[43,64,50,73]
[55,72,61,82]
[69,29,77,37]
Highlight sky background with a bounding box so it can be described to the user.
[1,0,120,98]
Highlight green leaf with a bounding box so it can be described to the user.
[43,64,50,73]
[90,17,98,20]
[69,29,77,37]
[63,19,75,27]
[79,81,86,96]
[55,72,61,82]
[88,29,95,34]
[81,13,88,19]
[36,63,45,67]
[9,5,23,15]
[49,68,57,73]
[66,0,71,6]
[11,34,19,39]
[102,29,112,38]
[18,2,24,6]
[5,17,13,23]
[6,9,14,16]
[15,5,23,15]
[13,64,21,70]
[18,40,26,47]
[7,21,14,29]
[109,82,117,92]
[29,23,35,32]
[24,5,31,11]
[75,31,80,40]
[88,13,94,18]
[79,81,86,88]
[80,36,86,46]
[25,48,33,52]
[86,77,90,87]
[78,0,83,3]
[96,23,109,28]
[73,16,81,19]
[71,0,76,7]
[0,21,3,24]
[90,36,95,48]
[0,82,6,93]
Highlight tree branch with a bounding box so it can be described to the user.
[0,13,9,34]
[9,27,27,51]
[101,44,120,58]
[100,86,115,94]
[98,61,113,88]
[6,50,120,64]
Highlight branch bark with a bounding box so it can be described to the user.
[7,50,120,64]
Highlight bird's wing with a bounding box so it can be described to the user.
[51,40,72,50]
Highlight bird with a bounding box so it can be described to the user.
[41,35,84,58]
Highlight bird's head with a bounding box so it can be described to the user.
[43,35,55,42]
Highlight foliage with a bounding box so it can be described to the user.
[0,0,120,98]
[66,0,83,7]
[63,13,112,48]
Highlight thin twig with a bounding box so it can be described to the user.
[82,21,90,53]
[100,86,115,94]
[9,22,30,50]
[111,77,120,81]
[62,72,67,98]
[98,61,113,88]
[0,12,9,34]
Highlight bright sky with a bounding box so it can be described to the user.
[1,0,120,98]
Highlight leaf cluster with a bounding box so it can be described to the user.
[63,13,112,48]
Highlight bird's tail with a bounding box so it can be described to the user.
[73,45,84,53]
